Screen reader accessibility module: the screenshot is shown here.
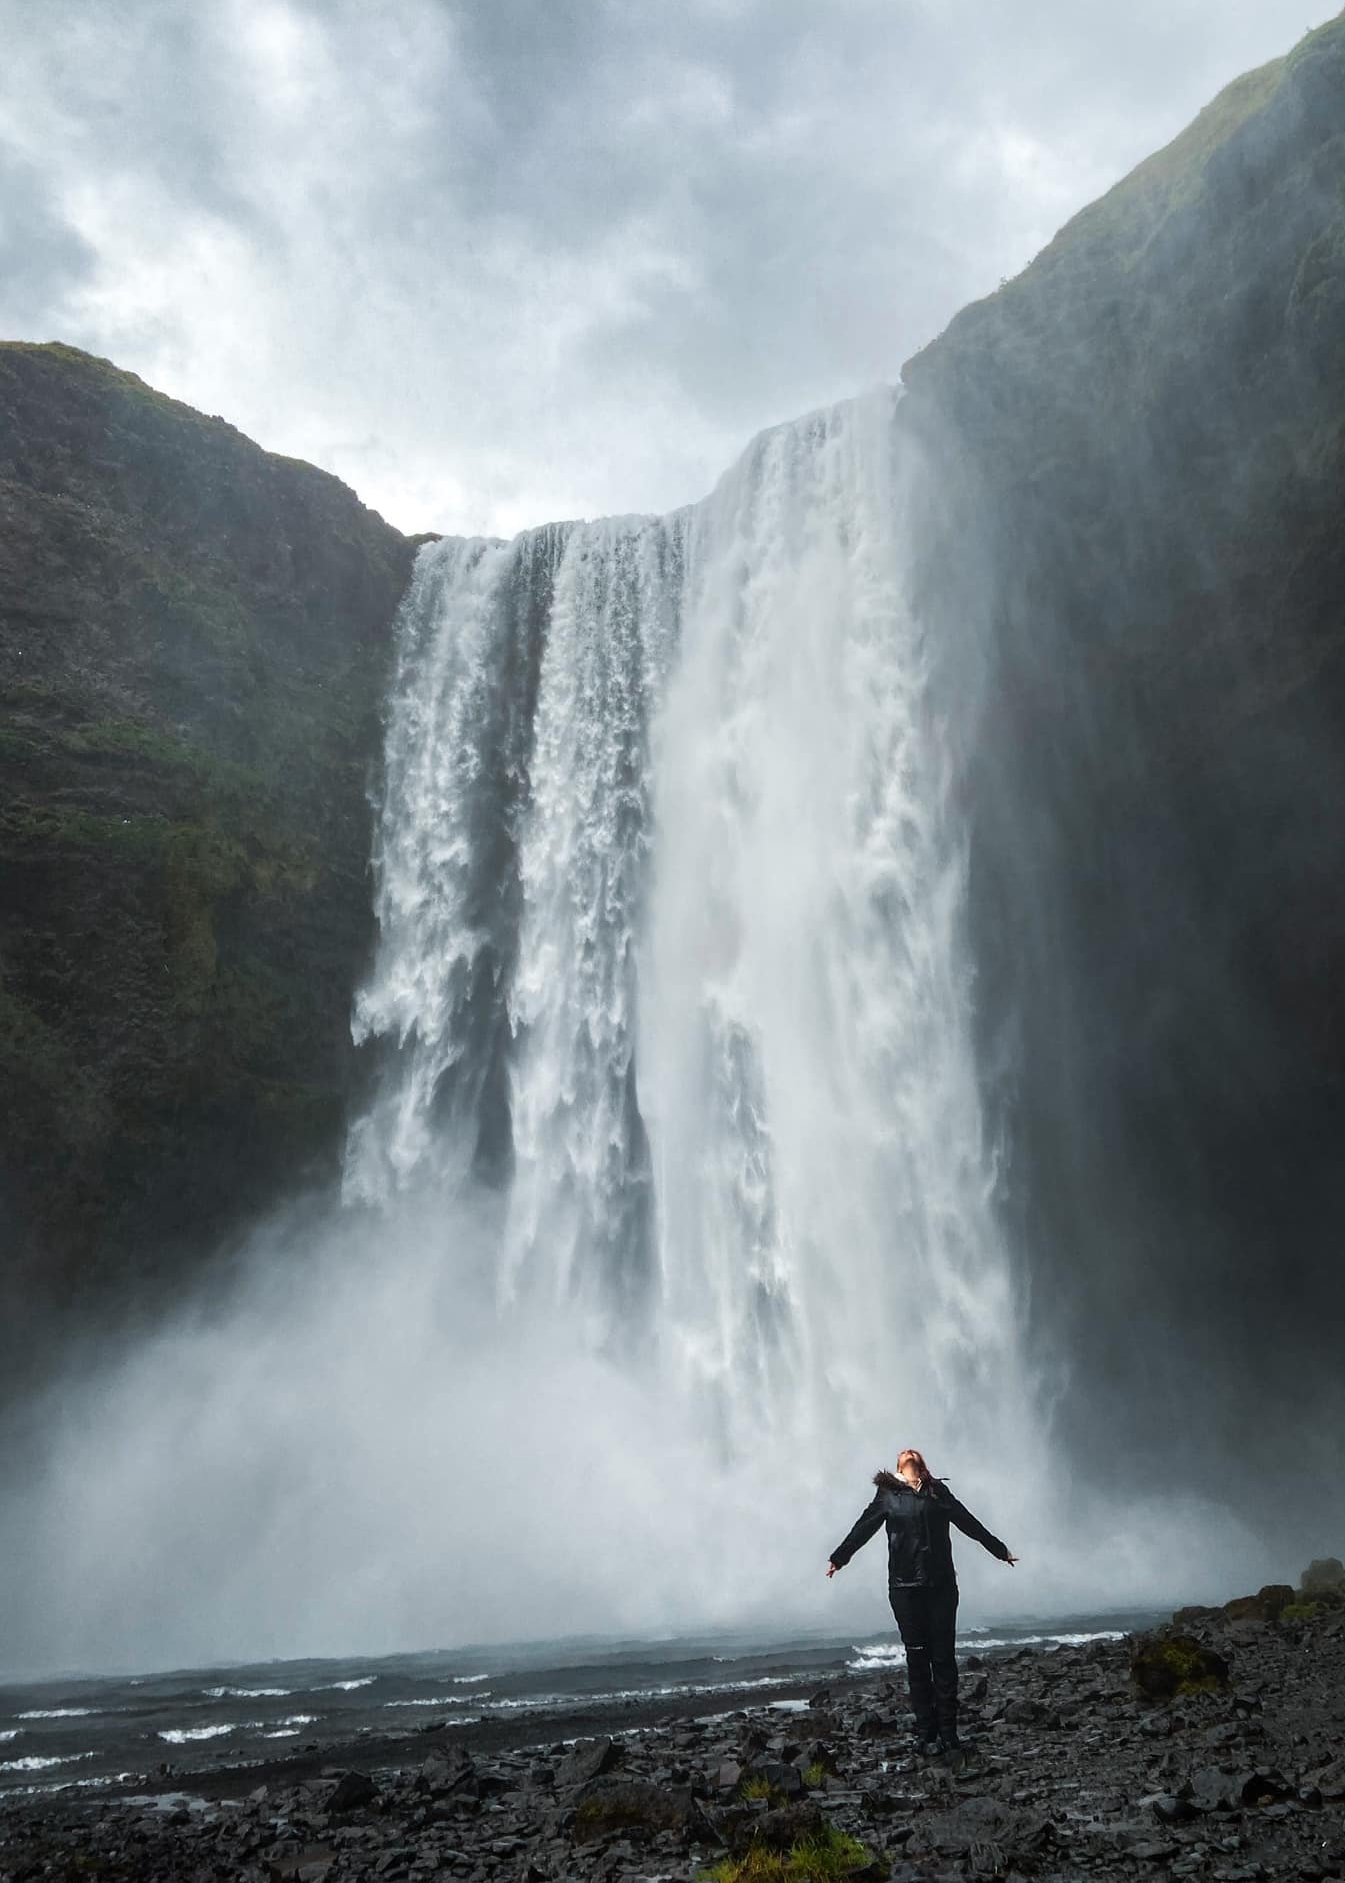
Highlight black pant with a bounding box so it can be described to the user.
[889,1579,959,1743]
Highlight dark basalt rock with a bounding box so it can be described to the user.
[554,1734,619,1788]
[325,1768,377,1813]
[721,1798,825,1854]
[569,1775,700,1844]
[1131,1632,1232,1700]
[1302,1557,1345,1594]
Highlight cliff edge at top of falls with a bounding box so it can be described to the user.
[903,9,1345,429]
[0,341,417,1372]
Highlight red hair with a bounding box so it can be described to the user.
[896,1447,933,1487]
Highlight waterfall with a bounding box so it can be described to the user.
[0,391,1272,1678]
[348,386,1021,1464]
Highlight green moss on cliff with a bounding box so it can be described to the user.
[0,340,416,1350]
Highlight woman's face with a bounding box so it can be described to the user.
[897,1458,922,1488]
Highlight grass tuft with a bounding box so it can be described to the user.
[702,1823,883,1882]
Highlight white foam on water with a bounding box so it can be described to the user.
[2,1752,96,1771]
[17,1707,100,1718]
[846,1627,1126,1671]
[157,1722,257,1743]
[204,1685,292,1699]
[382,1695,482,1707]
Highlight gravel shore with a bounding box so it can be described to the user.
[4,1593,1344,1881]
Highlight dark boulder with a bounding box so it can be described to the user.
[417,1748,476,1798]
[1131,1633,1231,1701]
[1301,1557,1345,1594]
[753,1760,805,1800]
[723,1801,825,1855]
[570,1777,700,1845]
[326,1769,377,1813]
[555,1735,619,1788]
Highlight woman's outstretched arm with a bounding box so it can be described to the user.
[826,1492,887,1575]
[941,1487,1017,1563]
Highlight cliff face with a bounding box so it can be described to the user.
[0,343,416,1355]
[900,14,1345,1475]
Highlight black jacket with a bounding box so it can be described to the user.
[830,1470,1010,1589]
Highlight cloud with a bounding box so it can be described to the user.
[0,0,1332,534]
[0,142,98,327]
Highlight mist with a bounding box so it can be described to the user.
[0,1169,1279,1684]
[0,390,1296,1684]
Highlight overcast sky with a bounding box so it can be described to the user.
[0,0,1333,537]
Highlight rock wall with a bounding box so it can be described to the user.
[899,13,1345,1480]
[0,342,416,1367]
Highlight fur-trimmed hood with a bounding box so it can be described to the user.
[873,1468,948,1494]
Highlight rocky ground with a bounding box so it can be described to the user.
[3,1589,1344,1882]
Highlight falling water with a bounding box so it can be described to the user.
[348,387,1023,1463]
[2,389,1272,1679]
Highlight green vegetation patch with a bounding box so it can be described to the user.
[1131,1632,1231,1701]
[0,802,174,857]
[702,1824,883,1883]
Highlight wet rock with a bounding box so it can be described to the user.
[1300,1557,1345,1594]
[1146,1792,1200,1825]
[419,1748,477,1798]
[755,1760,805,1799]
[1173,1605,1222,1630]
[268,1845,337,1882]
[724,1800,824,1854]
[327,1769,377,1813]
[569,1777,699,1846]
[1131,1633,1231,1701]
[555,1736,619,1788]
[1254,1583,1295,1618]
[907,1795,1053,1862]
[1304,1757,1345,1799]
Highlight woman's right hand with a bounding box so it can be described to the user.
[825,1561,840,1578]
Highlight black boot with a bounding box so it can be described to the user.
[906,1646,937,1750]
[932,1656,963,1765]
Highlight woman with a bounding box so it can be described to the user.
[826,1448,1017,1759]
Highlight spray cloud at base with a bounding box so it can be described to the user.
[0,392,1284,1679]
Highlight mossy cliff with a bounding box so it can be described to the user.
[898,13,1345,1478]
[0,343,416,1358]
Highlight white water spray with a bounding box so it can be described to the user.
[3,391,1270,1678]
[350,387,1028,1470]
